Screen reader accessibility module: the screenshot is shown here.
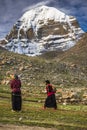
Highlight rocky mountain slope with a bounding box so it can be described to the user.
[0,33,87,89]
[0,6,84,56]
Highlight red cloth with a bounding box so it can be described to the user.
[46,84,55,96]
[10,79,21,93]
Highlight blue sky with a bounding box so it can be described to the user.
[0,0,87,39]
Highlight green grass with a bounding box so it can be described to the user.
[0,90,87,130]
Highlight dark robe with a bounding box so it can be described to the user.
[44,84,57,109]
[10,78,22,111]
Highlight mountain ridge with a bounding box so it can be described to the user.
[0,5,84,56]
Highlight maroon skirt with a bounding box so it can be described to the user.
[44,94,57,109]
[11,92,22,111]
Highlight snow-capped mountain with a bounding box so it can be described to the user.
[2,5,84,56]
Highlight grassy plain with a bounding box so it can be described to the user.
[0,85,87,130]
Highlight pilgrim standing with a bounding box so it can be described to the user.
[10,74,22,111]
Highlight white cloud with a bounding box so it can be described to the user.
[23,0,54,12]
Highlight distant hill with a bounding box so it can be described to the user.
[0,33,87,89]
[57,32,87,65]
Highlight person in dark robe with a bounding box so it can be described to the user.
[10,74,22,111]
[44,80,57,110]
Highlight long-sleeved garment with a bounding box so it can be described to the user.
[10,78,22,111]
[44,84,57,109]
[10,79,21,93]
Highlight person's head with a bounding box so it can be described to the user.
[14,74,18,79]
[10,74,18,79]
[45,80,50,84]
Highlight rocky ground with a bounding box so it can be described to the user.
[0,124,57,130]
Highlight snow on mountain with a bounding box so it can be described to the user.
[2,5,84,56]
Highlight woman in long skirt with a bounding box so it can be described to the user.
[44,80,57,110]
[10,74,22,111]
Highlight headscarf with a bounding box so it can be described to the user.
[45,80,50,84]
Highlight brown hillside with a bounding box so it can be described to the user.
[57,32,87,65]
[0,33,87,88]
